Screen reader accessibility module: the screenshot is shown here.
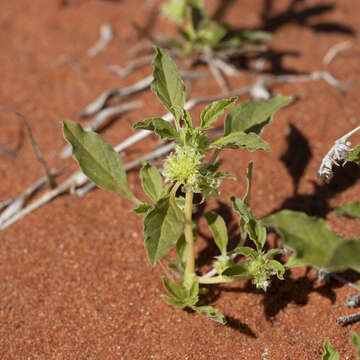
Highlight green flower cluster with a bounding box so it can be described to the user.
[163,144,220,197]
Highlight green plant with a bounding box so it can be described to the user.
[62,47,290,323]
[321,332,360,359]
[160,0,271,58]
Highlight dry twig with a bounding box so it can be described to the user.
[323,40,353,65]
[87,23,114,57]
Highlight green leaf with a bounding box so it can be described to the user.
[350,332,360,359]
[228,246,258,259]
[231,197,267,251]
[143,196,184,266]
[267,260,285,280]
[197,24,228,47]
[151,47,186,120]
[62,120,135,200]
[224,95,291,136]
[210,131,270,151]
[162,276,186,300]
[222,262,250,278]
[176,233,186,263]
[263,248,284,259]
[200,97,237,130]
[187,277,199,301]
[204,211,228,256]
[133,203,153,214]
[133,117,178,140]
[327,238,360,272]
[140,163,164,203]
[334,202,360,220]
[161,0,186,22]
[243,161,253,206]
[322,340,339,360]
[262,210,340,269]
[192,305,226,324]
[238,30,272,42]
[348,144,360,165]
[161,294,187,308]
[214,172,236,180]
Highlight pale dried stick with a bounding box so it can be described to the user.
[0,197,25,225]
[79,71,207,119]
[271,71,354,92]
[336,312,360,325]
[60,101,142,158]
[108,55,154,78]
[87,23,114,57]
[0,198,15,211]
[206,56,230,93]
[323,40,353,65]
[79,75,153,118]
[0,170,61,224]
[0,171,82,230]
[0,170,63,227]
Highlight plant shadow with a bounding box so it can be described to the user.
[260,0,355,35]
[212,0,355,75]
[280,123,312,195]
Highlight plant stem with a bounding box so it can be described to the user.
[184,191,195,277]
[198,275,235,284]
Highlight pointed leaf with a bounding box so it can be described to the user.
[231,197,266,251]
[161,295,187,308]
[347,144,360,165]
[262,210,340,269]
[222,262,250,278]
[322,340,339,360]
[133,117,178,140]
[140,163,164,203]
[62,120,134,200]
[334,202,360,220]
[264,248,284,259]
[192,305,226,324]
[205,211,228,256]
[200,97,237,130]
[162,276,186,300]
[133,203,153,214]
[210,131,270,151]
[151,47,186,120]
[228,246,258,259]
[327,238,360,272]
[267,260,285,280]
[143,196,184,266]
[224,95,291,136]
